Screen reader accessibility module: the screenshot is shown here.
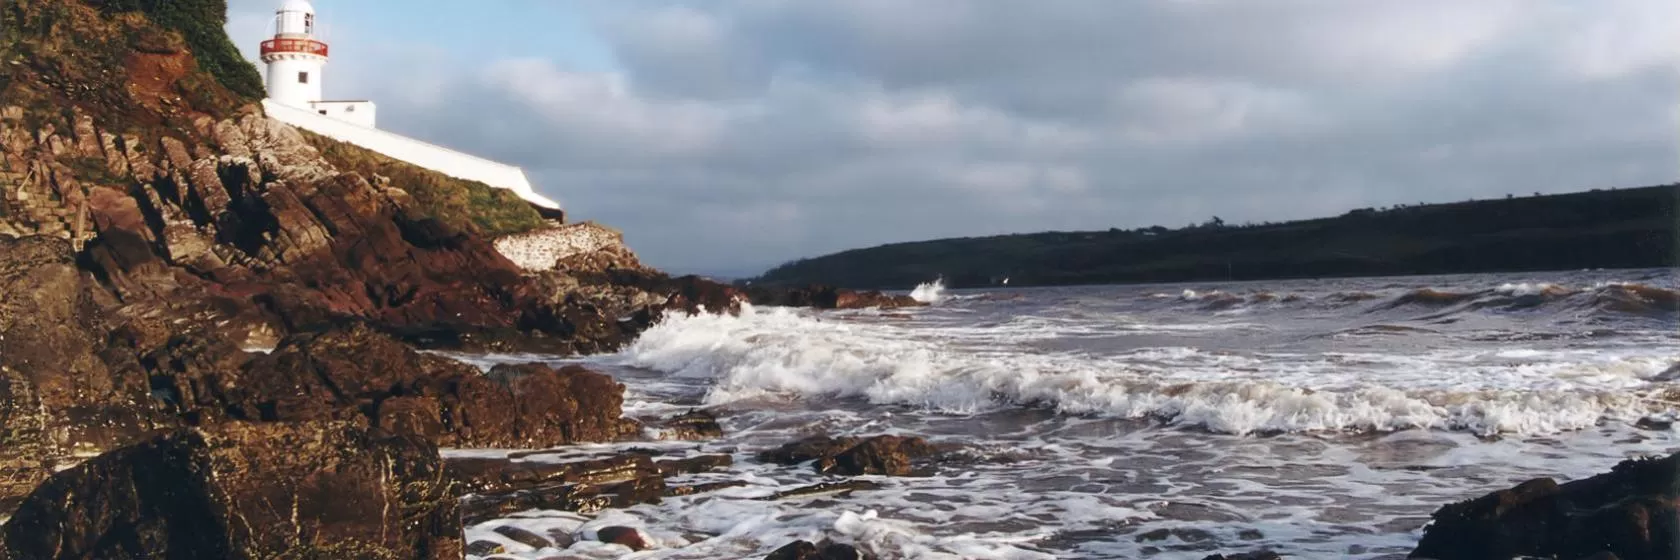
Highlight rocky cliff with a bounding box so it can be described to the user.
[0,0,755,551]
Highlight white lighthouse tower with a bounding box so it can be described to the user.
[260,0,326,109]
[259,0,376,127]
[255,0,561,211]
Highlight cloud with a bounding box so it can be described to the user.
[226,0,1679,277]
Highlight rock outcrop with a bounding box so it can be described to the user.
[0,422,462,559]
[1410,452,1680,560]
[240,326,641,447]
[758,434,942,476]
[449,452,732,525]
[746,284,924,310]
[765,540,872,560]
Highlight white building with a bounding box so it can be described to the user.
[256,0,562,213]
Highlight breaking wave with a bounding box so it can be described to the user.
[910,279,946,303]
[1162,282,1678,319]
[623,306,1666,438]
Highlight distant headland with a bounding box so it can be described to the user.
[752,184,1679,289]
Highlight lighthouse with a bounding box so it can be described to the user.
[254,0,561,211]
[259,0,376,127]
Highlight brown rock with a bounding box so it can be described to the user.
[596,526,648,551]
[1411,452,1680,560]
[466,540,506,556]
[449,454,666,525]
[0,422,462,559]
[493,525,554,550]
[758,435,862,467]
[747,284,924,310]
[831,435,939,476]
[766,540,872,560]
[656,454,734,476]
[378,396,446,442]
[656,409,725,440]
[759,434,939,476]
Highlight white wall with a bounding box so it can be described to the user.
[265,58,324,108]
[310,100,376,128]
[262,99,561,209]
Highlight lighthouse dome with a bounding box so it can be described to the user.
[279,0,315,14]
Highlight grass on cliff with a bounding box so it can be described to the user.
[304,133,547,237]
[87,0,265,100]
[0,0,255,130]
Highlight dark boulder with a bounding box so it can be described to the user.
[654,409,726,441]
[1410,452,1680,560]
[449,454,666,525]
[759,434,940,476]
[1201,552,1282,560]
[0,422,462,559]
[747,284,923,310]
[766,540,872,560]
[595,526,649,551]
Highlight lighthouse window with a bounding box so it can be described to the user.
[305,14,315,34]
[298,71,309,84]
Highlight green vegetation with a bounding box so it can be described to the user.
[87,0,265,99]
[755,185,1680,289]
[304,133,548,237]
[0,0,251,129]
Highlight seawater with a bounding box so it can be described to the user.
[454,269,1680,559]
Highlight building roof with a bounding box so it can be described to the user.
[279,0,315,14]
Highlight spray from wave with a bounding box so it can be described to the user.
[910,279,946,303]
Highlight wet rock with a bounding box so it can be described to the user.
[0,422,462,559]
[766,540,873,560]
[546,528,577,549]
[666,480,750,497]
[1137,527,1216,543]
[596,526,648,551]
[831,435,940,476]
[755,480,884,501]
[449,454,666,525]
[759,434,940,476]
[759,435,862,466]
[1201,552,1282,560]
[747,284,923,310]
[493,525,554,549]
[483,362,641,446]
[1634,416,1673,431]
[1410,452,1680,560]
[655,409,725,440]
[243,325,637,448]
[466,540,506,556]
[656,454,734,476]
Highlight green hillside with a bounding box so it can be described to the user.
[754,184,1679,289]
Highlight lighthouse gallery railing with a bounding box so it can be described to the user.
[260,38,329,57]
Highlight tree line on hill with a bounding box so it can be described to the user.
[752,184,1679,289]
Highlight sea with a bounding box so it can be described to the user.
[452,269,1680,559]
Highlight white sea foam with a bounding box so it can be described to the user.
[621,306,1667,437]
[911,279,947,303]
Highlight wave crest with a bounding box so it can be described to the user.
[622,306,1658,437]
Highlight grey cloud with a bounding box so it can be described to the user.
[226,0,1679,277]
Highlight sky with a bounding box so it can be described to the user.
[225,0,1680,278]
